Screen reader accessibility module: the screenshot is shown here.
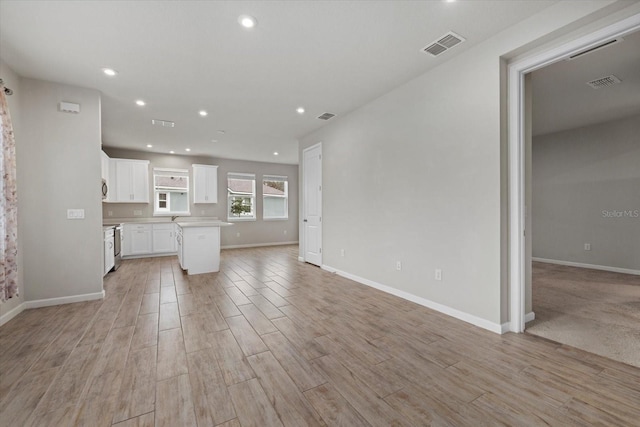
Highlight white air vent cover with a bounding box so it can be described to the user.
[567,38,622,61]
[317,112,336,121]
[586,75,621,89]
[151,119,175,127]
[422,31,466,57]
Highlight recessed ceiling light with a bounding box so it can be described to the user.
[296,107,305,114]
[445,0,456,3]
[169,150,175,154]
[273,152,279,156]
[211,139,218,143]
[199,110,208,117]
[146,144,153,148]
[136,100,146,106]
[238,15,257,29]
[217,130,226,134]
[102,68,118,77]
[185,148,191,152]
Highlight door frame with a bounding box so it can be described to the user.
[302,142,322,266]
[507,13,640,333]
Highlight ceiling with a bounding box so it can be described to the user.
[532,28,640,136]
[0,1,560,164]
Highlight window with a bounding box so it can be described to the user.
[263,175,288,219]
[153,168,190,216]
[227,173,256,220]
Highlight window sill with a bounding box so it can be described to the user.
[154,212,191,217]
[227,217,256,222]
[263,217,289,221]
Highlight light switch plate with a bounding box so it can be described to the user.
[67,209,85,219]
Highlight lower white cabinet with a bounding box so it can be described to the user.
[122,222,176,257]
[104,229,115,276]
[152,223,176,253]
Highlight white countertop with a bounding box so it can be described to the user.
[176,221,233,228]
[103,217,220,226]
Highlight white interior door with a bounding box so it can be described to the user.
[303,143,322,266]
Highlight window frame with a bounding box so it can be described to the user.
[227,172,256,221]
[262,175,289,220]
[152,168,191,216]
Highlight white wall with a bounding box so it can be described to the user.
[298,1,635,329]
[532,114,640,271]
[102,148,299,247]
[18,78,103,302]
[0,60,23,322]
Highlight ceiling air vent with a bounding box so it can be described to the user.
[567,38,622,61]
[317,112,336,121]
[586,75,621,89]
[151,119,175,127]
[422,31,466,57]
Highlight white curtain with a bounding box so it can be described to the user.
[0,82,18,302]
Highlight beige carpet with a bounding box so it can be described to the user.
[526,262,640,368]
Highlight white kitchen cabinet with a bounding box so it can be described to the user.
[112,159,150,203]
[193,164,218,204]
[123,224,152,256]
[104,228,115,276]
[175,221,232,274]
[152,223,176,253]
[176,227,183,268]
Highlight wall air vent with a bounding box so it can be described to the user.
[586,75,621,89]
[151,119,175,127]
[422,31,466,57]
[317,112,336,121]
[567,38,622,61]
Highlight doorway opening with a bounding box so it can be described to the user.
[508,13,640,335]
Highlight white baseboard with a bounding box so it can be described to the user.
[532,257,640,276]
[525,311,535,323]
[25,290,105,309]
[122,252,176,260]
[298,256,304,262]
[322,264,504,335]
[0,302,26,327]
[221,241,298,250]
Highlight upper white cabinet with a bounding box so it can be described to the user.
[112,159,150,203]
[193,164,218,204]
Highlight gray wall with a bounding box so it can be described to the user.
[19,78,103,301]
[0,60,23,319]
[102,148,299,247]
[298,1,630,327]
[532,114,640,271]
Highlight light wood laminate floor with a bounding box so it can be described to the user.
[2,245,640,426]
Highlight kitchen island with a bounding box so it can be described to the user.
[176,221,233,275]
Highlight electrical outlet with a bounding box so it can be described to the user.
[396,261,402,271]
[435,269,442,281]
[340,249,345,257]
[236,232,240,237]
[584,243,591,251]
[133,210,142,216]
[201,210,205,215]
[284,229,287,235]
[107,211,113,217]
